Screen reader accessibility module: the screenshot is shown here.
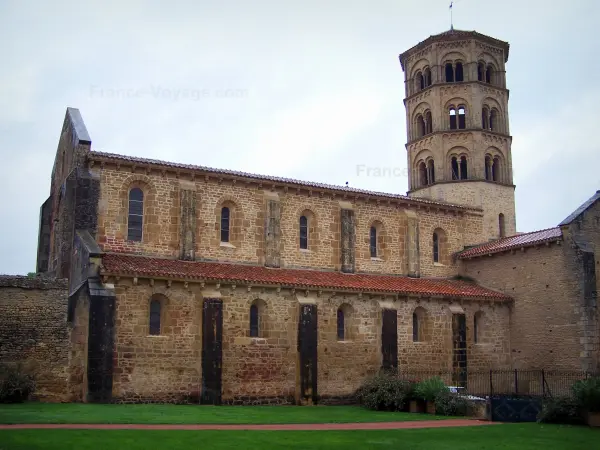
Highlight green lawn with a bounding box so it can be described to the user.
[0,404,455,425]
[0,424,596,449]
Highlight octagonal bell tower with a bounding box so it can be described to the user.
[399,30,516,242]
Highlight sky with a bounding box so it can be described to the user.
[0,0,599,275]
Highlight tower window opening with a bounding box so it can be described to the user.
[424,68,432,87]
[486,66,493,84]
[460,156,468,180]
[492,157,500,182]
[490,109,498,132]
[455,62,464,82]
[417,115,426,138]
[451,156,459,180]
[418,72,425,90]
[425,111,433,134]
[445,63,454,82]
[478,62,485,81]
[427,159,435,184]
[458,107,466,129]
[485,155,492,181]
[482,107,489,130]
[449,108,457,129]
[418,161,428,187]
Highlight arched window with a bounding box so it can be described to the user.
[416,115,426,138]
[460,156,468,180]
[485,155,492,181]
[427,159,435,184]
[149,298,161,335]
[299,215,308,249]
[492,157,500,182]
[445,63,454,82]
[478,62,485,81]
[127,188,144,242]
[482,107,489,130]
[433,231,439,263]
[425,111,433,134]
[250,303,259,337]
[499,213,506,238]
[486,65,493,84]
[412,312,419,342]
[490,109,498,132]
[449,108,457,129]
[418,161,428,187]
[337,308,345,340]
[369,226,377,257]
[418,72,425,90]
[455,62,464,82]
[220,207,230,242]
[458,106,466,129]
[451,156,459,180]
[424,68,432,87]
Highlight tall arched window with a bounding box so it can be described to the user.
[418,72,425,90]
[220,207,230,242]
[499,213,506,238]
[451,156,459,180]
[149,298,161,335]
[370,226,377,258]
[416,115,426,138]
[460,156,468,180]
[337,308,345,340]
[250,303,259,337]
[412,312,419,342]
[427,160,435,184]
[418,161,428,187]
[455,62,464,82]
[482,107,489,129]
[490,109,498,132]
[299,215,308,249]
[433,231,439,263]
[425,111,433,134]
[449,108,457,129]
[127,187,144,242]
[492,157,500,182]
[478,62,485,81]
[424,68,432,87]
[486,66,493,84]
[485,155,492,181]
[458,106,466,129]
[445,63,454,82]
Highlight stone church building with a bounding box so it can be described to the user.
[1,29,598,404]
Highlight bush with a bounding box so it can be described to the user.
[572,377,600,412]
[356,372,415,411]
[0,365,36,403]
[414,376,447,402]
[537,396,584,425]
[433,390,469,416]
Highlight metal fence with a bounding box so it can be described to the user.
[392,369,597,398]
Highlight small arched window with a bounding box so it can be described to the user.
[337,308,345,340]
[458,106,466,129]
[127,188,144,242]
[485,155,492,181]
[149,298,161,335]
[369,226,377,258]
[492,157,500,182]
[445,63,454,82]
[412,312,419,342]
[220,207,230,242]
[455,62,464,82]
[477,62,485,81]
[418,72,425,91]
[460,156,468,180]
[482,107,489,130]
[417,115,426,138]
[499,213,506,238]
[449,108,457,130]
[425,111,433,134]
[427,160,435,184]
[433,232,439,263]
[490,109,498,132]
[451,156,459,180]
[250,303,259,337]
[486,66,493,84]
[424,68,432,87]
[299,215,308,249]
[418,161,428,187]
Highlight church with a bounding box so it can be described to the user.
[1,29,598,404]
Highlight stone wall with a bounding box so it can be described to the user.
[107,278,511,403]
[94,161,484,278]
[0,276,70,401]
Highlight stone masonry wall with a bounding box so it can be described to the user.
[94,162,484,277]
[0,276,70,401]
[108,278,510,403]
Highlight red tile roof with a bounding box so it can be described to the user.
[89,151,474,211]
[457,227,562,259]
[100,253,511,301]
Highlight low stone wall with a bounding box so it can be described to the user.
[0,275,70,401]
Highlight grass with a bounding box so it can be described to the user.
[0,424,596,449]
[0,404,456,425]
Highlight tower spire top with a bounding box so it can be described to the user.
[449,2,454,30]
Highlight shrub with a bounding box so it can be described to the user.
[414,376,447,402]
[433,390,469,416]
[572,377,600,412]
[0,365,36,403]
[537,396,583,425]
[356,372,415,411]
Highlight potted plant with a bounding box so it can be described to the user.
[414,376,447,414]
[572,377,600,427]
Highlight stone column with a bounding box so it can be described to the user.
[264,191,281,268]
[405,210,420,277]
[179,180,197,261]
[339,202,356,273]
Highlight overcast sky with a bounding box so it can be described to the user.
[1,0,599,275]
